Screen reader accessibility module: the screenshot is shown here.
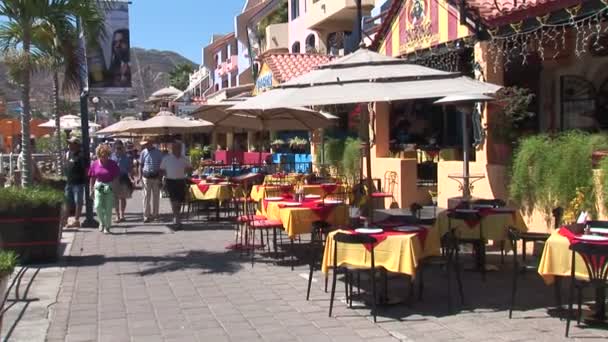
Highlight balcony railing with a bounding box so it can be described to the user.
[305,0,374,31]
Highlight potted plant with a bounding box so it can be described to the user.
[0,250,17,333]
[270,139,285,152]
[488,86,536,163]
[0,186,63,264]
[289,136,309,153]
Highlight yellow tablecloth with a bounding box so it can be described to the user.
[263,174,299,185]
[250,184,348,202]
[434,209,528,241]
[537,230,590,285]
[264,201,349,238]
[321,227,441,277]
[189,184,233,202]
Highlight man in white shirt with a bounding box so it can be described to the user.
[160,141,192,229]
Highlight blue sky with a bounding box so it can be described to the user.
[130,0,244,64]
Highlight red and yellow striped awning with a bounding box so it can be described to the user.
[379,0,472,57]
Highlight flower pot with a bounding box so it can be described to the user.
[592,150,608,168]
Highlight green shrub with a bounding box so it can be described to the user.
[510,131,598,219]
[0,186,63,211]
[189,146,203,170]
[323,138,345,174]
[0,250,17,276]
[342,137,361,185]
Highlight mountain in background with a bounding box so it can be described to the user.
[0,47,197,117]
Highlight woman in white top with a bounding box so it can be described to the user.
[160,141,192,229]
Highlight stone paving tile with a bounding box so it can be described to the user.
[42,191,608,342]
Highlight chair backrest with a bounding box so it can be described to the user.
[334,232,377,245]
[447,209,481,222]
[383,171,398,195]
[440,228,460,258]
[333,232,377,268]
[552,207,564,228]
[585,220,608,228]
[323,186,351,203]
[472,198,506,208]
[570,242,608,285]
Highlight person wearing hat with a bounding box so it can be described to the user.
[138,137,164,222]
[64,137,87,228]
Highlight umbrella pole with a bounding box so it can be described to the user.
[360,104,374,222]
[461,109,471,202]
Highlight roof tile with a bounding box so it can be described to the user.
[263,53,335,83]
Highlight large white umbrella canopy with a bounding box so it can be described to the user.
[230,48,501,110]
[95,116,141,135]
[191,99,338,130]
[38,114,100,130]
[125,110,213,135]
[230,47,501,220]
[145,86,182,103]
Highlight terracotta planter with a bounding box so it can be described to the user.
[592,150,608,168]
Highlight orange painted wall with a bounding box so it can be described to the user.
[0,118,52,152]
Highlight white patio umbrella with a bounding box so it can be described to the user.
[230,47,501,218]
[125,110,213,135]
[192,100,338,131]
[95,116,141,136]
[38,114,100,130]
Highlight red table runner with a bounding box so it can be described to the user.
[349,227,429,251]
[320,183,338,195]
[196,183,210,194]
[558,227,608,245]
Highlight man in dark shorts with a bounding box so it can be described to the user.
[160,141,192,229]
[64,137,87,228]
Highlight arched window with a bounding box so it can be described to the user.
[305,34,316,53]
[291,41,300,53]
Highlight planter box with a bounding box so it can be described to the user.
[0,204,61,264]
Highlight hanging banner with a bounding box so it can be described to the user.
[87,1,131,94]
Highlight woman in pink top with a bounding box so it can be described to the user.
[89,144,120,234]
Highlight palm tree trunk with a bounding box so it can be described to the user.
[20,25,33,187]
[53,72,63,176]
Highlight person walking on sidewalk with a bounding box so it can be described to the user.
[160,141,192,230]
[139,137,163,223]
[64,137,87,228]
[112,140,134,222]
[88,144,120,234]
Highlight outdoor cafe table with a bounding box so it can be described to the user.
[321,227,441,277]
[434,208,528,242]
[250,183,347,202]
[263,174,300,185]
[189,181,234,219]
[538,229,608,322]
[263,199,349,239]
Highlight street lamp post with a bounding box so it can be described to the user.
[92,96,99,124]
[77,18,98,229]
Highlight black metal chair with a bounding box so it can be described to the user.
[448,209,487,281]
[472,198,506,208]
[329,232,380,323]
[565,242,608,337]
[417,228,465,313]
[306,220,331,300]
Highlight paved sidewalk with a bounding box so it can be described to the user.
[1,230,74,342]
[44,191,608,342]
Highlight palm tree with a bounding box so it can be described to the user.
[169,63,194,91]
[0,0,105,186]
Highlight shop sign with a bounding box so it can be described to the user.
[400,0,439,54]
[253,63,276,95]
